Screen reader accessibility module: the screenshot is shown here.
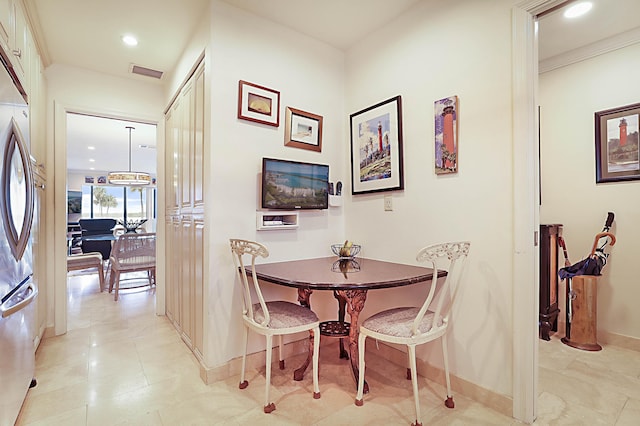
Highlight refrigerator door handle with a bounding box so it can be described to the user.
[1,282,37,318]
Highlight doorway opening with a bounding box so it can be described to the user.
[55,106,161,335]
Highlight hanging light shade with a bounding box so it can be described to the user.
[108,126,151,186]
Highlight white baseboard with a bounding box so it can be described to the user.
[198,337,512,418]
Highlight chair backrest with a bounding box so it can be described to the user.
[79,218,117,236]
[110,232,156,269]
[413,241,470,336]
[230,239,270,327]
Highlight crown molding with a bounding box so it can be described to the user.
[539,27,640,73]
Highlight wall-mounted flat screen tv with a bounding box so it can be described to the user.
[67,190,82,214]
[261,157,329,210]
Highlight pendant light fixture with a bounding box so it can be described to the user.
[107,126,151,186]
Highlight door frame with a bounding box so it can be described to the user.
[53,101,164,335]
[512,0,566,423]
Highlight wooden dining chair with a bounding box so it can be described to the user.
[108,232,156,301]
[67,252,105,291]
[229,239,321,413]
[355,241,470,426]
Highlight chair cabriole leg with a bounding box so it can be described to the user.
[312,327,320,399]
[239,325,249,389]
[279,335,285,369]
[442,334,455,409]
[264,334,275,412]
[355,331,366,406]
[408,345,421,426]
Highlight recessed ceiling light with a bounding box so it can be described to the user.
[564,2,592,19]
[122,35,138,46]
[87,146,95,150]
[89,159,95,162]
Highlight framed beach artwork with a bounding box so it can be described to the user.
[595,103,640,183]
[434,95,459,175]
[284,107,323,152]
[237,80,280,127]
[349,95,404,194]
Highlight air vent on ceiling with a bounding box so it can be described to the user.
[130,64,164,79]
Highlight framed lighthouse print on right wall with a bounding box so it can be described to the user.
[435,95,459,175]
[595,102,640,183]
[350,95,404,194]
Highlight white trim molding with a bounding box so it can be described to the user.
[540,27,640,73]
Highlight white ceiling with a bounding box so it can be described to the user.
[218,0,424,51]
[538,0,640,68]
[27,0,210,83]
[65,114,157,176]
[24,0,640,174]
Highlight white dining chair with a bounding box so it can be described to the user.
[355,241,470,426]
[230,239,321,413]
[108,233,156,301]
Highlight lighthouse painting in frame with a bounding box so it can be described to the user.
[349,95,404,195]
[595,102,640,183]
[435,95,459,175]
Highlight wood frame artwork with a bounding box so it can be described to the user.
[435,95,459,175]
[237,80,280,127]
[284,107,323,152]
[595,102,640,183]
[349,95,404,194]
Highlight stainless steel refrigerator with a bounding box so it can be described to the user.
[0,51,37,426]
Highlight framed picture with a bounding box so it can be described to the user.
[237,80,280,127]
[434,95,459,174]
[284,107,323,152]
[595,103,640,183]
[349,95,404,194]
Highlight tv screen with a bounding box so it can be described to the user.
[68,190,82,214]
[262,157,329,210]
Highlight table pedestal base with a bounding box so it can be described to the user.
[294,288,368,393]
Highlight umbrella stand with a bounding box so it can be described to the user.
[560,231,616,351]
[561,275,601,350]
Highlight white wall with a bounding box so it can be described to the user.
[173,1,348,368]
[46,64,165,120]
[344,0,516,396]
[540,43,640,339]
[163,3,210,104]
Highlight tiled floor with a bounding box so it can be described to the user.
[15,271,640,425]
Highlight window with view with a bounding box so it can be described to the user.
[80,185,155,222]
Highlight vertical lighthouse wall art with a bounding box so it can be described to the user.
[435,96,459,175]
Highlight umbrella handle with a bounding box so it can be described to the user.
[557,235,571,267]
[590,232,616,256]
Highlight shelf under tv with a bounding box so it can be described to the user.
[256,211,299,230]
